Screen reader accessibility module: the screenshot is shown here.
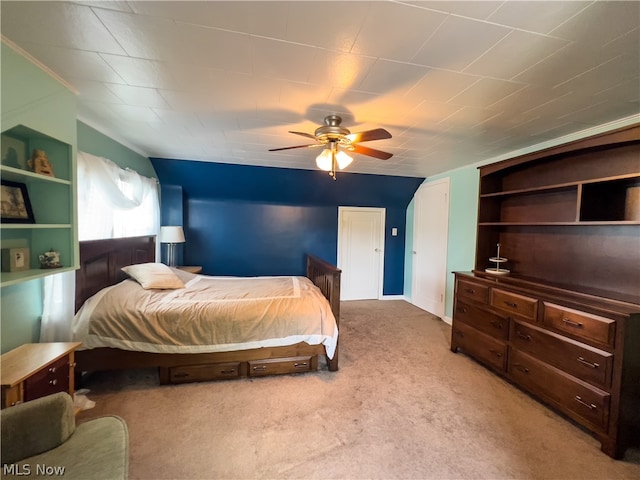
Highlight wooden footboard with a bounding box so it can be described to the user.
[74,237,341,383]
[306,254,341,371]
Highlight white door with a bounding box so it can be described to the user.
[338,207,385,300]
[411,178,450,317]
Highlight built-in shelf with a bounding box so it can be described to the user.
[1,124,76,287]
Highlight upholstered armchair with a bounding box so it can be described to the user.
[1,392,128,479]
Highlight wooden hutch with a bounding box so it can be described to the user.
[451,123,640,459]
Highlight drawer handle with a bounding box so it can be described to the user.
[461,307,468,314]
[575,395,597,411]
[489,349,503,358]
[48,366,57,373]
[562,318,583,329]
[490,321,503,330]
[464,288,475,294]
[294,362,308,369]
[516,331,531,341]
[577,357,600,369]
[220,369,236,375]
[513,363,529,374]
[504,301,518,308]
[253,365,268,372]
[49,379,58,386]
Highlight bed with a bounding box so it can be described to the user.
[73,236,341,384]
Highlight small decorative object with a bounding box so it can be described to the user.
[1,247,30,272]
[485,243,510,275]
[1,134,27,170]
[39,248,62,269]
[0,180,35,223]
[28,148,55,177]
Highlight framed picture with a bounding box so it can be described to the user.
[1,180,35,223]
[1,134,28,170]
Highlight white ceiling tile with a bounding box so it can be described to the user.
[486,1,590,34]
[404,69,480,103]
[449,78,526,108]
[411,15,510,70]
[105,84,170,108]
[464,30,569,80]
[351,2,446,62]
[550,1,640,47]
[250,37,318,83]
[357,59,431,95]
[411,1,503,20]
[285,2,369,52]
[99,54,175,89]
[1,1,126,54]
[307,51,377,90]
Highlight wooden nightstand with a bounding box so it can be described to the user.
[177,266,202,274]
[1,342,81,408]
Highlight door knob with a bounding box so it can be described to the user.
[375,248,381,252]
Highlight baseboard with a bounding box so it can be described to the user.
[442,315,452,325]
[381,294,408,301]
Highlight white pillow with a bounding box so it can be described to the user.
[121,263,185,290]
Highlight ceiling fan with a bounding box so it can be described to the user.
[269,115,393,179]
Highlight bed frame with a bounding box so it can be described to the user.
[74,236,341,384]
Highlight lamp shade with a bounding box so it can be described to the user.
[159,226,185,244]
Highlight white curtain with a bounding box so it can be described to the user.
[40,151,160,342]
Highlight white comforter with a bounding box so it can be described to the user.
[73,271,338,359]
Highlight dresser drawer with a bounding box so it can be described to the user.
[542,303,615,348]
[456,279,490,304]
[509,350,610,431]
[454,299,509,340]
[491,288,538,320]
[169,362,241,383]
[511,321,613,389]
[452,321,507,372]
[248,356,314,377]
[23,356,69,402]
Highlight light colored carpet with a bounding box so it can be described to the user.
[77,300,640,479]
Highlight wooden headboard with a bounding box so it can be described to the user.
[75,236,156,312]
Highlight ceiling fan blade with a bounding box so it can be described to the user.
[289,131,318,140]
[268,144,321,152]
[350,144,393,160]
[346,128,392,143]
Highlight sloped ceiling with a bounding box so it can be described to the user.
[1,1,639,177]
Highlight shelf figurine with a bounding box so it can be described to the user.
[39,248,62,269]
[28,149,55,177]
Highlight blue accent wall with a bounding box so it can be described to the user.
[151,159,423,295]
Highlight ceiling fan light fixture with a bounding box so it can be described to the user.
[315,148,333,171]
[336,150,353,169]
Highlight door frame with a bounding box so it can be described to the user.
[337,206,386,300]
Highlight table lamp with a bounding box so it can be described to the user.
[159,226,185,267]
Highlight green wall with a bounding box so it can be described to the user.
[1,42,78,353]
[77,121,156,176]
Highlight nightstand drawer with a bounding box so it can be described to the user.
[456,279,489,304]
[542,303,615,348]
[169,362,241,383]
[23,356,70,402]
[509,350,610,431]
[248,356,314,377]
[491,288,538,320]
[511,321,613,389]
[454,299,509,340]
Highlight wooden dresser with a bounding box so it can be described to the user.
[451,124,640,459]
[1,342,81,408]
